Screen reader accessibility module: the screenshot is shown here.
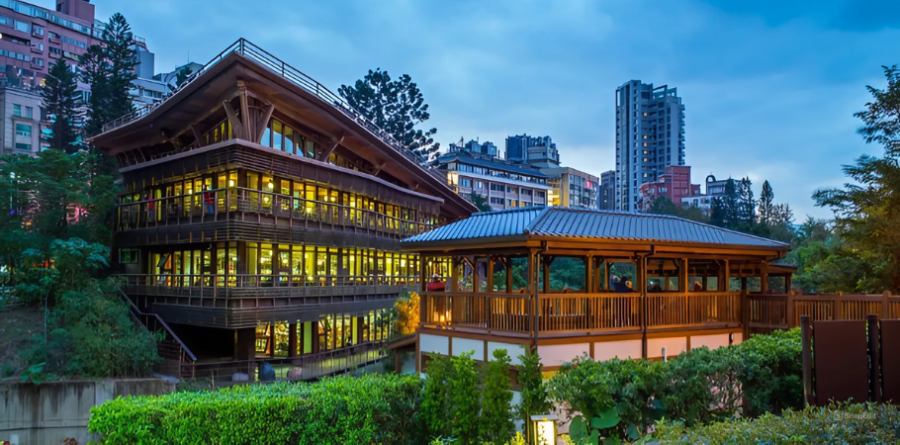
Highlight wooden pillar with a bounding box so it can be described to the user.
[585,255,593,293]
[785,274,793,295]
[681,258,689,292]
[639,254,648,359]
[760,262,769,294]
[487,257,494,293]
[419,255,426,330]
[542,256,550,293]
[235,327,256,381]
[288,322,298,357]
[506,257,513,292]
[472,256,480,292]
[450,257,459,292]
[724,259,730,292]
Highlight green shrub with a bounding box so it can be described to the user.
[516,350,550,443]
[654,402,900,444]
[736,328,803,416]
[449,351,480,443]
[481,349,515,444]
[421,353,453,438]
[88,374,424,445]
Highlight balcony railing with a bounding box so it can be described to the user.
[747,292,899,334]
[422,291,741,336]
[122,273,417,289]
[117,187,436,239]
[100,38,429,168]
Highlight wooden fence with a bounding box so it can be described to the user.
[747,292,899,335]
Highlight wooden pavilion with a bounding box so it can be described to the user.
[402,206,792,372]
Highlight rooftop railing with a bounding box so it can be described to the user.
[101,38,430,168]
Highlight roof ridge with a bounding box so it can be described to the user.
[524,206,552,234]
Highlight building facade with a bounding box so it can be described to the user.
[615,80,685,211]
[90,39,475,379]
[540,166,598,209]
[505,134,559,167]
[599,169,615,211]
[435,151,549,211]
[638,165,700,211]
[681,174,729,214]
[0,84,45,154]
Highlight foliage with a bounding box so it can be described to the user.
[14,239,160,378]
[758,180,774,225]
[646,196,709,224]
[167,65,194,93]
[89,374,425,445]
[548,329,803,441]
[422,353,454,438]
[812,65,900,292]
[449,351,481,444]
[655,402,900,444]
[339,68,441,161]
[100,13,138,125]
[42,58,82,153]
[789,234,889,294]
[391,291,420,337]
[550,357,666,441]
[481,349,515,444]
[468,191,492,212]
[516,350,551,443]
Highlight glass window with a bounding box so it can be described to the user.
[15,20,29,33]
[14,142,30,151]
[272,120,283,151]
[15,123,31,137]
[284,126,294,154]
[13,104,21,117]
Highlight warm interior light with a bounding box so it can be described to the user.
[267,182,274,189]
[228,180,235,187]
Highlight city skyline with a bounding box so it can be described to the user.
[91,0,899,219]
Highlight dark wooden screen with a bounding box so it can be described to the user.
[883,319,900,404]
[813,320,869,405]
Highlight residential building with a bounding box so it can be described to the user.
[505,134,560,167]
[615,80,685,211]
[154,61,203,91]
[434,151,550,211]
[90,39,475,380]
[0,83,45,155]
[638,165,700,211]
[447,138,498,158]
[541,166,598,209]
[681,174,729,214]
[599,170,615,211]
[129,77,167,108]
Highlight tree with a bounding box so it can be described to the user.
[102,13,137,121]
[468,191,492,212]
[421,353,453,439]
[449,351,480,443]
[42,58,81,153]
[738,177,755,230]
[79,45,109,139]
[813,65,900,291]
[481,349,515,444]
[647,196,710,224]
[390,291,419,336]
[338,68,440,161]
[167,65,194,94]
[758,180,774,225]
[516,350,550,443]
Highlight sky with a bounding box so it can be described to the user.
[93,0,900,219]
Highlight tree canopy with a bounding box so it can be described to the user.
[42,58,81,153]
[339,68,440,161]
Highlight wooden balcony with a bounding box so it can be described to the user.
[421,290,741,339]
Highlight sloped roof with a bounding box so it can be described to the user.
[436,153,549,178]
[402,206,789,249]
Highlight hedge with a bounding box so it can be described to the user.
[88,374,424,445]
[654,402,900,444]
[549,329,804,439]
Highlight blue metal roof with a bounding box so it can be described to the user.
[402,207,789,249]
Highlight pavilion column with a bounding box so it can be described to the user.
[235,327,256,381]
[760,261,769,294]
[528,248,538,351]
[585,255,594,293]
[638,255,648,359]
[419,256,426,329]
[288,322,298,358]
[487,257,494,293]
[785,274,792,294]
[542,256,551,293]
[450,257,459,292]
[506,257,513,292]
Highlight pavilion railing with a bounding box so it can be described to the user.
[746,292,898,334]
[422,291,737,336]
[116,187,436,240]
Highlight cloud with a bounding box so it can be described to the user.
[94,0,896,220]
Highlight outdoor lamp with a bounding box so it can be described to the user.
[530,414,558,445]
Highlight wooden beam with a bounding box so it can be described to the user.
[317,135,345,161]
[191,125,204,147]
[255,103,275,144]
[239,81,252,140]
[222,99,245,140]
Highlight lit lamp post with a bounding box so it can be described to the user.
[530,414,558,445]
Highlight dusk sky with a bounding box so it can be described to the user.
[93,0,899,219]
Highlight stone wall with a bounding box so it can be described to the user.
[0,378,174,445]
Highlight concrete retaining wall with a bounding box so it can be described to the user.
[0,378,174,445]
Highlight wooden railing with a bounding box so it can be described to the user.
[422,291,736,336]
[648,292,741,328]
[747,292,898,334]
[117,187,437,240]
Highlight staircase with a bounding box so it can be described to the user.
[118,289,197,377]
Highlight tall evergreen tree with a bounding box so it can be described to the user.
[79,45,109,139]
[339,68,440,161]
[758,180,774,225]
[738,177,755,230]
[101,13,137,121]
[42,59,81,153]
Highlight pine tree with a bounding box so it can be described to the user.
[339,68,440,161]
[102,13,137,121]
[42,58,81,153]
[738,177,755,229]
[79,45,109,138]
[758,180,774,225]
[516,350,550,443]
[481,349,515,444]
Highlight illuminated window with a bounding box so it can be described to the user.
[643,142,648,147]
[643,135,647,139]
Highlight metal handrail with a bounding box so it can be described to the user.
[100,38,429,166]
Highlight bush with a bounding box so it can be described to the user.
[549,329,804,439]
[89,374,424,445]
[655,402,900,444]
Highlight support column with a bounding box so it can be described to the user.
[235,327,256,381]
[760,262,769,294]
[288,322,298,358]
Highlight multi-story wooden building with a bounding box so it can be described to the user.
[90,39,475,378]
